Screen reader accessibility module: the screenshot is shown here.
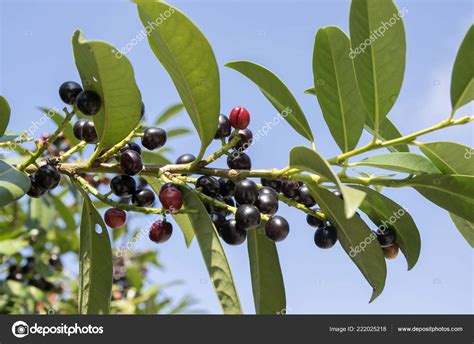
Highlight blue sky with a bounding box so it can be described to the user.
[1,0,472,314]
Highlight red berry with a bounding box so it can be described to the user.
[149,220,173,243]
[229,106,250,129]
[159,187,183,212]
[104,208,127,228]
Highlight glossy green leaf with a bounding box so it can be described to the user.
[289,146,366,217]
[352,186,421,270]
[451,25,474,112]
[0,96,11,137]
[449,213,474,247]
[306,184,386,301]
[313,26,366,152]
[0,161,30,208]
[349,0,406,132]
[77,190,113,314]
[352,152,439,174]
[136,1,220,151]
[419,141,474,175]
[72,30,142,149]
[405,174,474,222]
[247,226,286,314]
[225,61,314,143]
[155,103,185,125]
[365,117,409,152]
[40,107,80,146]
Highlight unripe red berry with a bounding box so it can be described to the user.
[149,220,173,243]
[229,106,250,129]
[104,208,127,228]
[159,187,183,212]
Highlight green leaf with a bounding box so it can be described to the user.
[155,103,185,125]
[449,213,474,247]
[225,61,314,143]
[29,197,55,230]
[40,108,80,146]
[365,117,409,152]
[72,30,142,149]
[418,141,474,175]
[247,226,286,314]
[167,128,191,138]
[349,0,406,132]
[306,184,386,302]
[405,174,474,222]
[0,239,28,255]
[77,190,112,314]
[0,161,30,207]
[136,1,220,152]
[313,26,366,152]
[352,186,421,270]
[51,195,76,231]
[352,152,440,174]
[0,96,11,137]
[289,146,366,217]
[451,25,474,112]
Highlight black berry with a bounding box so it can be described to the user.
[256,193,279,215]
[218,177,235,197]
[229,106,250,129]
[140,101,145,118]
[220,220,246,245]
[59,81,82,105]
[120,142,142,155]
[210,211,226,232]
[235,204,261,230]
[159,187,183,212]
[227,152,251,170]
[141,127,167,150]
[214,114,231,139]
[258,186,278,199]
[222,196,235,209]
[261,178,282,192]
[104,208,127,228]
[314,224,338,249]
[149,220,173,243]
[265,216,290,242]
[375,227,396,248]
[36,165,61,190]
[81,120,98,144]
[306,213,325,228]
[297,185,316,207]
[281,180,300,199]
[234,179,258,205]
[120,150,143,176]
[132,189,155,207]
[229,129,253,151]
[175,153,196,165]
[196,176,219,197]
[111,175,136,197]
[76,90,101,115]
[27,174,47,198]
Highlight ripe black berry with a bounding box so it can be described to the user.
[196,176,220,197]
[220,220,246,245]
[159,187,183,212]
[104,208,127,228]
[214,114,231,139]
[140,101,145,118]
[210,211,226,232]
[222,196,235,208]
[175,153,196,165]
[76,90,101,115]
[261,178,282,192]
[229,106,250,129]
[27,174,47,198]
[297,185,316,207]
[265,216,289,242]
[120,142,142,155]
[36,165,61,190]
[234,179,258,205]
[59,81,82,105]
[281,180,299,199]
[141,127,167,150]
[227,152,251,170]
[229,129,253,151]
[375,227,396,248]
[149,220,173,243]
[259,186,278,199]
[306,213,325,228]
[132,189,155,207]
[218,177,235,197]
[235,204,261,230]
[120,150,143,176]
[314,224,338,249]
[81,120,98,144]
[111,175,136,197]
[256,193,279,215]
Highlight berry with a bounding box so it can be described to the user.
[229,106,250,129]
[220,220,246,245]
[111,175,136,197]
[375,227,396,248]
[235,204,261,230]
[161,182,179,190]
[214,114,231,139]
[175,153,196,165]
[73,120,86,140]
[36,165,61,190]
[149,220,173,243]
[120,150,143,176]
[120,142,142,155]
[383,243,399,260]
[333,190,344,200]
[265,216,289,242]
[76,90,101,115]
[27,174,47,198]
[104,208,127,228]
[261,178,282,192]
[210,211,226,231]
[281,180,299,199]
[59,81,82,105]
[196,176,219,197]
[140,102,145,118]
[297,185,316,207]
[81,120,98,144]
[159,187,183,212]
[218,178,235,197]
[234,179,258,205]
[222,196,235,208]
[229,129,253,151]
[227,152,252,170]
[141,127,167,150]
[314,224,338,249]
[132,189,156,207]
[259,186,278,199]
[256,193,279,215]
[306,213,325,228]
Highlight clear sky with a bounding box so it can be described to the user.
[1,0,472,314]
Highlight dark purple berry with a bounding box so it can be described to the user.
[104,208,127,229]
[256,193,279,215]
[81,120,98,144]
[140,102,145,118]
[229,129,253,151]
[314,224,337,249]
[281,180,299,199]
[220,220,246,245]
[59,81,82,105]
[120,142,142,155]
[227,152,251,170]
[265,216,289,242]
[306,213,325,228]
[175,153,196,165]
[36,165,61,190]
[120,150,143,176]
[218,178,235,197]
[297,185,316,207]
[111,175,136,197]
[161,182,178,190]
[149,220,173,243]
[76,90,101,115]
[132,189,155,207]
[141,127,167,150]
[196,176,219,197]
[210,211,226,232]
[234,179,258,205]
[258,186,278,199]
[261,178,282,192]
[235,204,261,230]
[222,196,235,208]
[375,227,396,248]
[27,174,47,198]
[214,114,231,139]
